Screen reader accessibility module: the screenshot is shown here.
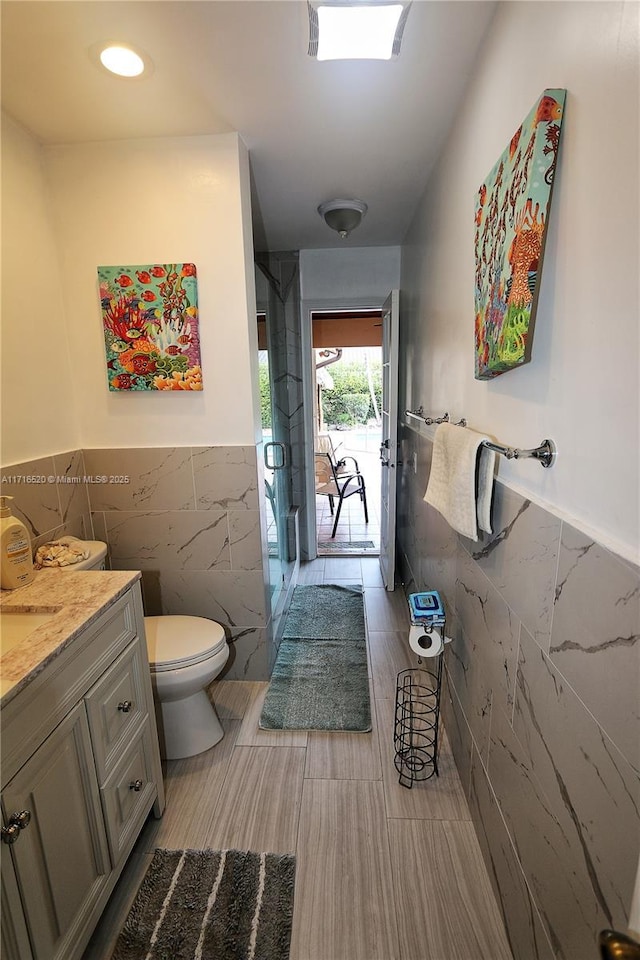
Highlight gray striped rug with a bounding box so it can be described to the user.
[112,848,295,960]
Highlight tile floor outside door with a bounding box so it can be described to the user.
[316,442,382,556]
[83,558,513,960]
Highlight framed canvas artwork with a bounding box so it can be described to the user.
[474,89,566,380]
[97,263,203,391]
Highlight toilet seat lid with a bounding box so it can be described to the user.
[144,616,226,670]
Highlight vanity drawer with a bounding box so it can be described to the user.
[100,724,157,867]
[85,638,148,783]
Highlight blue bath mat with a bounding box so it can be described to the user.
[260,583,370,731]
[281,583,366,640]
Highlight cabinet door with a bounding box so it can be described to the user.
[2,703,110,960]
[1,850,33,960]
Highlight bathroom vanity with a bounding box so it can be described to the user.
[0,570,165,960]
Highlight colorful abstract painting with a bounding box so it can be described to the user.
[474,89,566,380]
[97,263,203,391]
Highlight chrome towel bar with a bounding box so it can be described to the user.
[404,408,556,468]
[405,408,467,427]
[482,438,556,468]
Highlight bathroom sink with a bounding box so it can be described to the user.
[0,611,58,656]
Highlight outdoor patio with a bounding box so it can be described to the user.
[316,427,381,556]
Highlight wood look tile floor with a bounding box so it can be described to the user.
[83,559,513,960]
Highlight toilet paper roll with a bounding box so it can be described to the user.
[408,624,444,657]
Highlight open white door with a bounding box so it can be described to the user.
[379,290,399,590]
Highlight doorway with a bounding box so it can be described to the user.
[310,309,382,557]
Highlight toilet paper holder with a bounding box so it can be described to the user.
[394,657,444,788]
[407,591,447,659]
[393,590,448,789]
[394,591,447,789]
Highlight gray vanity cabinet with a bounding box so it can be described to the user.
[1,580,165,960]
[2,703,110,960]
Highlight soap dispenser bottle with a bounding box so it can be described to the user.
[0,496,35,589]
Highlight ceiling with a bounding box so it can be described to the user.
[1,0,496,252]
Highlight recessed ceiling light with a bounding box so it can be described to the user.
[308,2,411,61]
[98,44,147,77]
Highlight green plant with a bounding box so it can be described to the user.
[320,358,382,426]
[258,362,272,428]
[343,393,370,424]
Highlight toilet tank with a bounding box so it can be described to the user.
[56,537,108,571]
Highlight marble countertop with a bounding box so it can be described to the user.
[0,568,141,707]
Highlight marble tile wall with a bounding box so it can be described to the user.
[85,445,272,680]
[0,449,92,552]
[396,424,640,960]
[1,446,273,680]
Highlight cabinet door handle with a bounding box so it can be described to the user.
[599,929,640,958]
[118,700,133,713]
[129,779,144,792]
[1,810,31,844]
[1,823,21,844]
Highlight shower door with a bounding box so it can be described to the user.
[255,260,297,617]
[379,289,399,591]
[258,329,285,610]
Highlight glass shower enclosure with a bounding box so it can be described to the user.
[255,257,299,632]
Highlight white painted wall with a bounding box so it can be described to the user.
[1,114,81,464]
[400,1,639,562]
[300,246,401,304]
[44,133,258,448]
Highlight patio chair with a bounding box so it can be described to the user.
[316,434,363,479]
[264,477,276,517]
[314,452,368,539]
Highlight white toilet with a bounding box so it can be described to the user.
[57,538,230,760]
[144,615,228,759]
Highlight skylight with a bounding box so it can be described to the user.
[309,3,410,61]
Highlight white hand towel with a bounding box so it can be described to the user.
[424,423,496,540]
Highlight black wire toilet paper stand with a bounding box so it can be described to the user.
[393,639,444,789]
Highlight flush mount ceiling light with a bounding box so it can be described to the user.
[318,199,368,239]
[96,43,149,77]
[308,1,411,61]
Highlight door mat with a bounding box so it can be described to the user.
[318,540,376,551]
[112,848,295,960]
[260,584,370,731]
[282,583,366,640]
